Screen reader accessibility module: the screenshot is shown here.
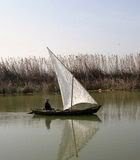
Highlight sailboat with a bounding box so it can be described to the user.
[32,47,101,115]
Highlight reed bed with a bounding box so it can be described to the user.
[0,54,140,94]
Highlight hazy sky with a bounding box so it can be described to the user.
[0,0,140,57]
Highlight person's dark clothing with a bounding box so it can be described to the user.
[45,100,52,110]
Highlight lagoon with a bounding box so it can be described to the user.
[0,91,140,160]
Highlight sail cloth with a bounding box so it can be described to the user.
[47,47,97,110]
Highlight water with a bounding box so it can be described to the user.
[0,91,140,160]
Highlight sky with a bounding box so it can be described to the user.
[0,0,140,57]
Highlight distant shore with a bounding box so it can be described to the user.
[0,54,140,95]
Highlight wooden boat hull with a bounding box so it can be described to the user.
[31,105,101,116]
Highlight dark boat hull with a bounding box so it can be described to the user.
[31,105,101,116]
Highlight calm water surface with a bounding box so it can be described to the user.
[0,91,140,160]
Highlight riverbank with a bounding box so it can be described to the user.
[0,83,139,96]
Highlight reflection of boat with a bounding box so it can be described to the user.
[33,114,101,122]
[32,47,101,116]
[32,115,100,159]
[57,119,99,160]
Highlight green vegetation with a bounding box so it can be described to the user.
[0,54,140,94]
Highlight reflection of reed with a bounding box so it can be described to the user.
[0,95,43,112]
[0,54,140,93]
[0,113,45,128]
[97,91,140,121]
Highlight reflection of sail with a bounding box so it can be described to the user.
[58,119,99,160]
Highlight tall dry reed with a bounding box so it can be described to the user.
[0,54,139,94]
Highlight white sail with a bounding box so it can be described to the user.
[47,47,97,110]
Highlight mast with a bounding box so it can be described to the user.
[70,76,74,110]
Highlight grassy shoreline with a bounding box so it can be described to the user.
[0,54,140,95]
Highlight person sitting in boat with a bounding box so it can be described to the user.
[44,99,53,111]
